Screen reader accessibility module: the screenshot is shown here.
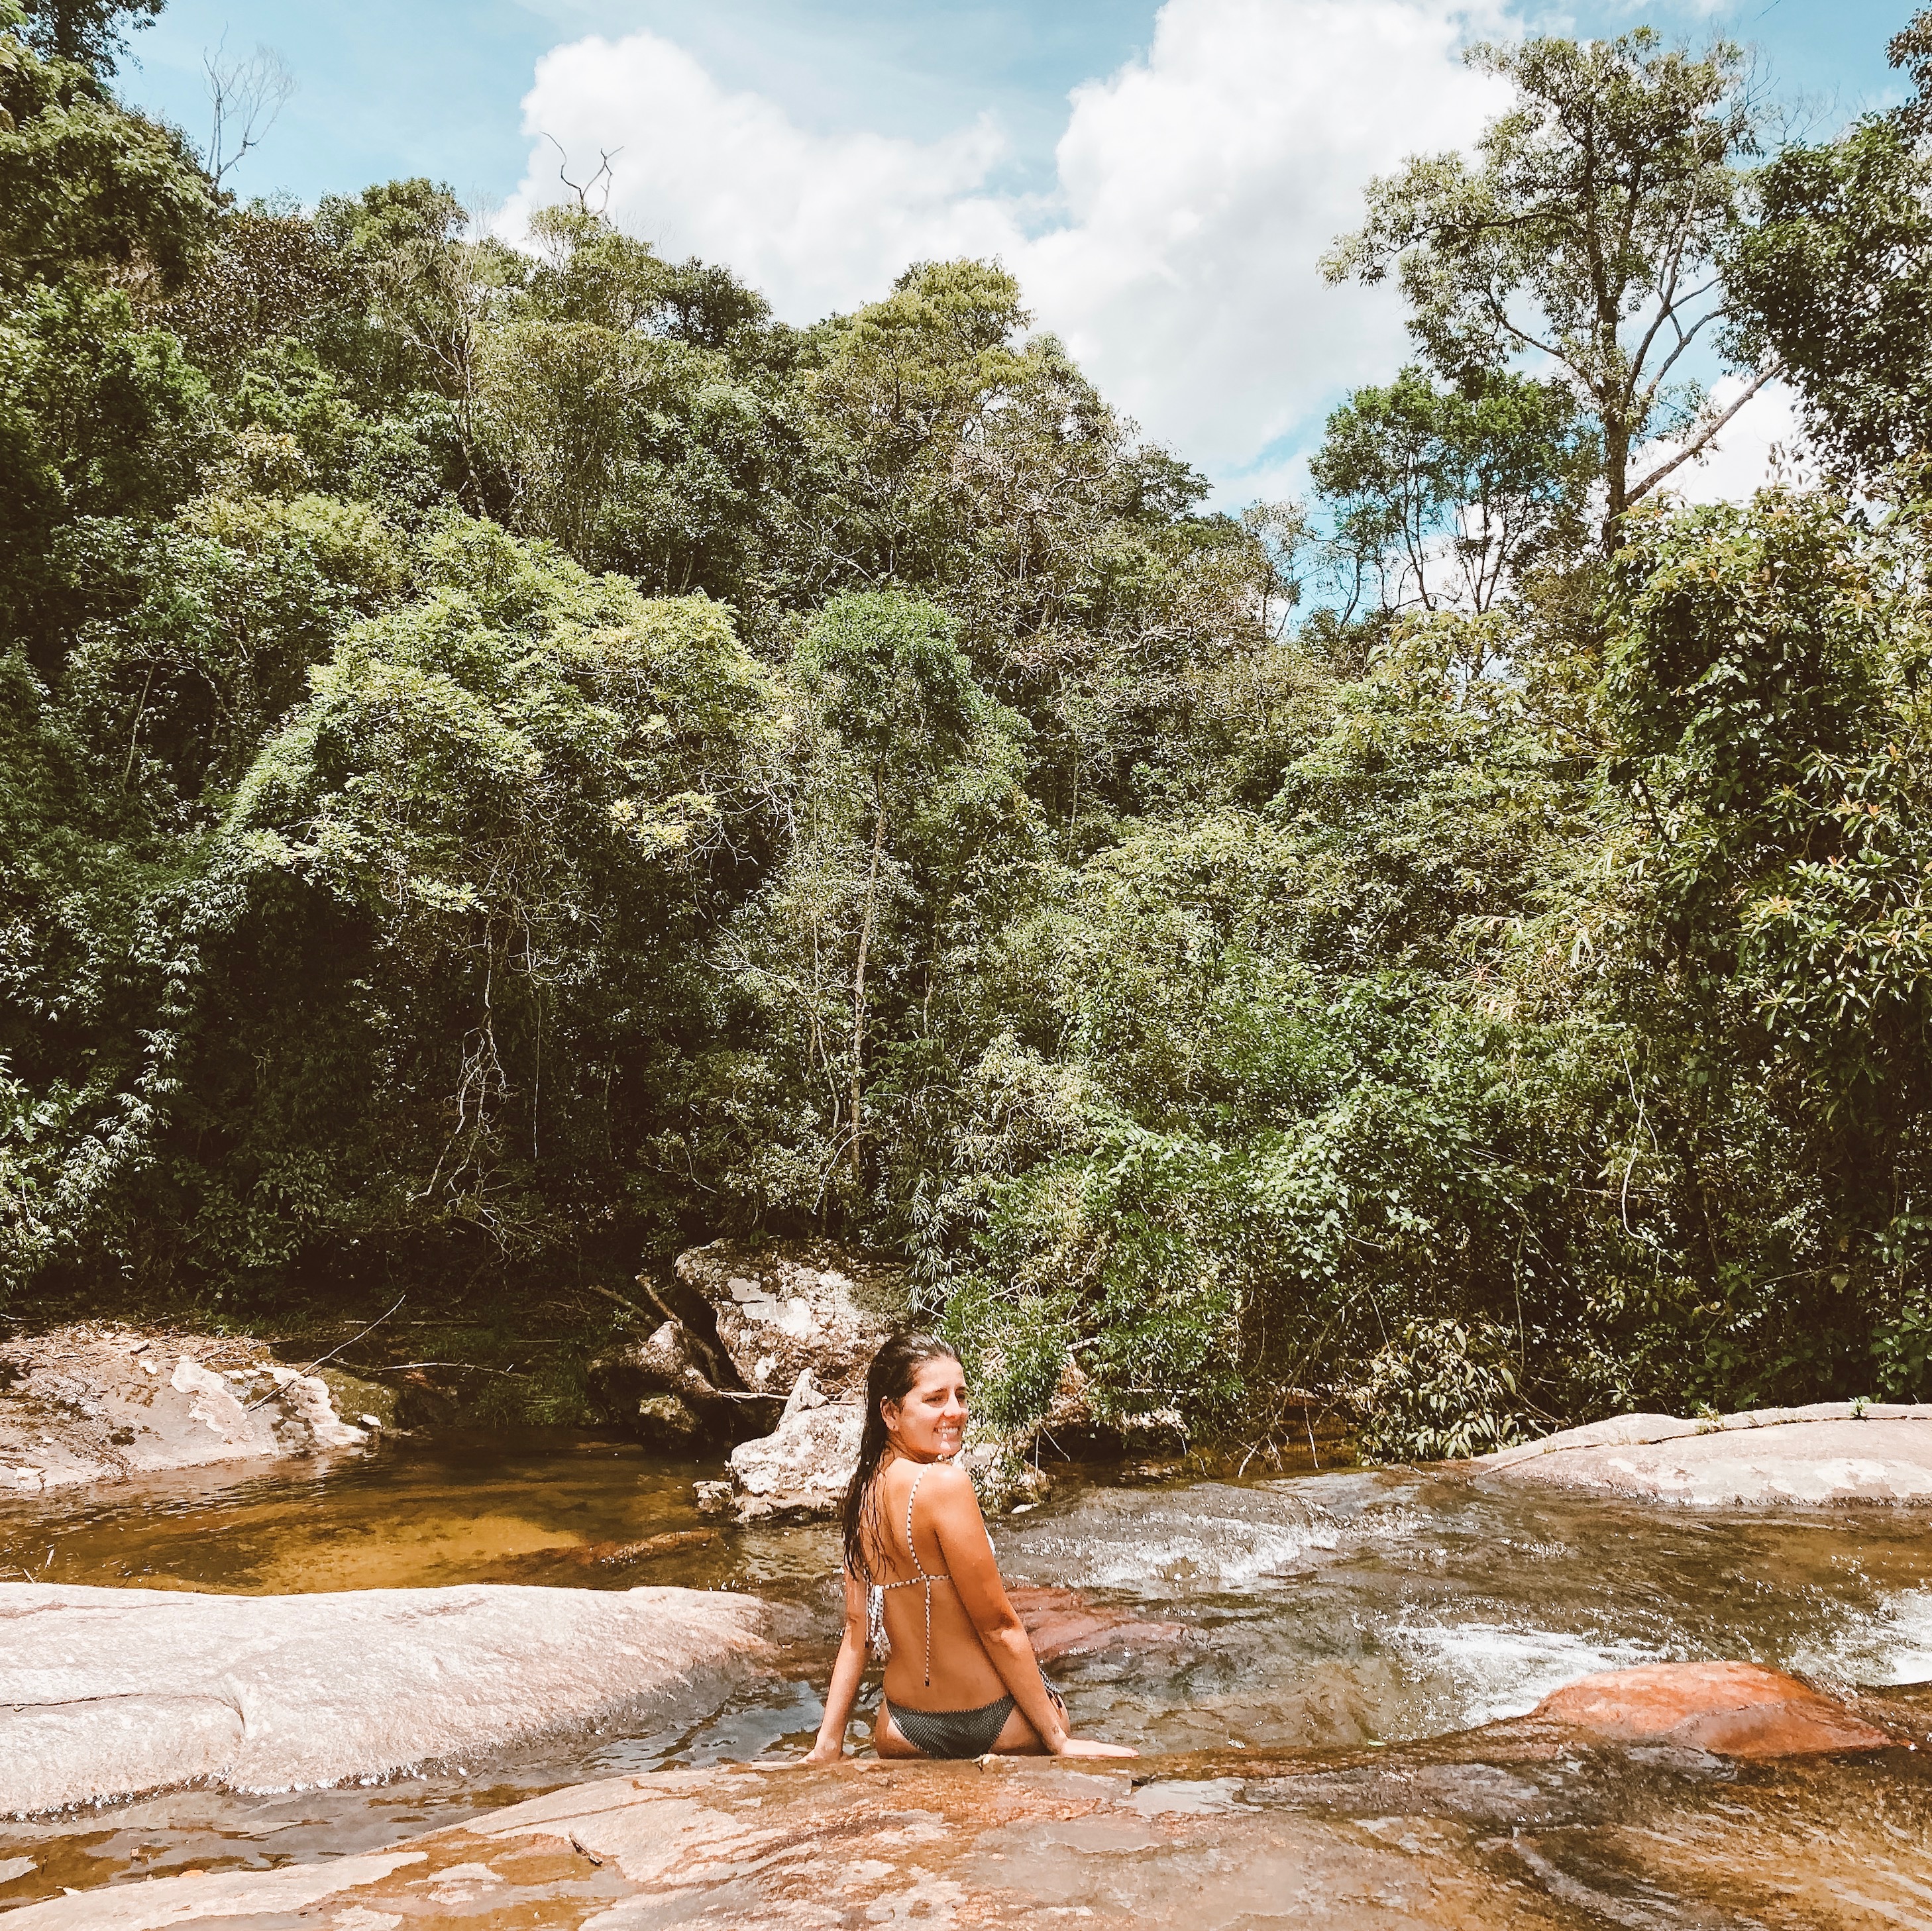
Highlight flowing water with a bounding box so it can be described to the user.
[2,1430,1929,1921]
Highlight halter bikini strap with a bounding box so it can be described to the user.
[904,1465,931,1575]
[904,1463,944,1685]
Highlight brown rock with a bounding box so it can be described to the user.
[1532,1661,1892,1757]
[1007,1585,1195,1662]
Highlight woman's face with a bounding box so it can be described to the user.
[883,1355,968,1461]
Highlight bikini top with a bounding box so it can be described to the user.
[863,1463,952,1687]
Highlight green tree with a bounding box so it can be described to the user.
[1326,30,1770,549]
[1724,16,1932,484]
[1311,367,1593,616]
[19,0,160,76]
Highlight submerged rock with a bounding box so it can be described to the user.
[1006,1585,1197,1663]
[676,1240,902,1400]
[1474,1404,1932,1504]
[0,1579,772,1813]
[724,1369,863,1522]
[0,1329,372,1496]
[1532,1660,1892,1756]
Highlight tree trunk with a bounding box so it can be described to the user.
[848,796,888,1189]
[1601,415,1631,555]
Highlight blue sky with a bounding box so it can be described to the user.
[115,1,1917,501]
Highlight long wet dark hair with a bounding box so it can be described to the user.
[840,1331,962,1581]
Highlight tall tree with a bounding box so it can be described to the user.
[1311,367,1592,616]
[1325,31,1771,550]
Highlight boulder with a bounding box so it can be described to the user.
[676,1240,903,1400]
[586,1317,779,1451]
[0,1579,773,1812]
[1474,1405,1932,1504]
[1532,1661,1892,1757]
[0,1329,371,1496]
[724,1369,863,1522]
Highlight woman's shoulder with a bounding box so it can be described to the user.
[908,1457,978,1513]
[880,1455,974,1503]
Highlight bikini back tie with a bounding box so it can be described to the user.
[863,1463,951,1685]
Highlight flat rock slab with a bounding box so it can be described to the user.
[0,1581,772,1813]
[1474,1405,1932,1504]
[11,1665,1925,1930]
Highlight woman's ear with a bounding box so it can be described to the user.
[879,1396,900,1434]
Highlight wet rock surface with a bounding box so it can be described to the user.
[0,1328,374,1496]
[1476,1403,1932,1504]
[9,1666,1925,1930]
[0,1579,773,1812]
[1005,1585,1198,1663]
[1531,1659,1893,1755]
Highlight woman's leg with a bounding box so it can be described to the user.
[986,1704,1049,1755]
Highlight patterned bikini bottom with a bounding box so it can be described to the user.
[885,1672,1066,1759]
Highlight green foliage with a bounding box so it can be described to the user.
[1312,367,1593,615]
[1725,114,1932,485]
[1352,1320,1536,1463]
[7,3,1932,1462]
[0,18,213,288]
[19,0,161,76]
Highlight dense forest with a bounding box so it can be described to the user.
[5,0,1932,1455]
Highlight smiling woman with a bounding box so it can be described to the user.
[804,1333,1136,1762]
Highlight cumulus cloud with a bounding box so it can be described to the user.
[507,30,1027,319]
[507,0,1512,493]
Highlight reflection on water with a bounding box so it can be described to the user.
[2,1432,1930,1920]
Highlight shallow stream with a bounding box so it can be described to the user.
[2,1430,1929,1918]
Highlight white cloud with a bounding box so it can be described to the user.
[1019,0,1511,470]
[508,0,1512,495]
[507,29,1026,312]
[1646,375,1811,507]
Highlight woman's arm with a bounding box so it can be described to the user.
[801,1571,869,1764]
[926,1465,1132,1758]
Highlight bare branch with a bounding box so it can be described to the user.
[1627,365,1783,505]
[203,37,296,189]
[543,134,621,216]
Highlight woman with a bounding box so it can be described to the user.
[802,1331,1134,1763]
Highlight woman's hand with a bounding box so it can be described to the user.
[1053,1736,1138,1758]
[798,1738,845,1765]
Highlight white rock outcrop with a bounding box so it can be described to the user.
[0,1330,373,1496]
[724,1369,863,1522]
[1473,1402,1932,1504]
[676,1241,901,1399]
[0,1579,773,1813]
